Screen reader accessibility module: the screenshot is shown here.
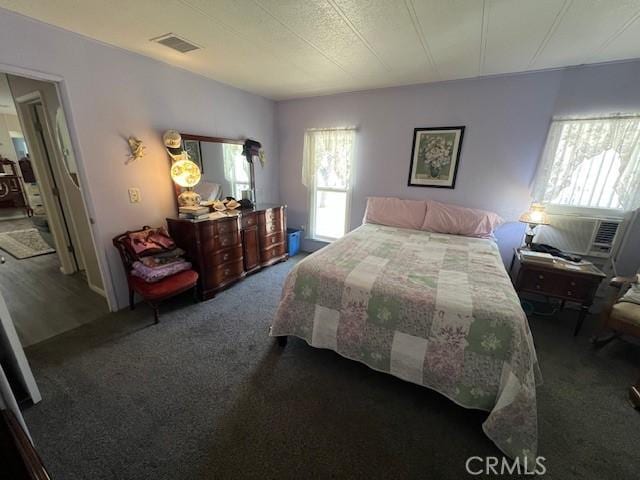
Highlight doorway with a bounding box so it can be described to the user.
[0,72,108,347]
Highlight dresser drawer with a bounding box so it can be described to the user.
[241,213,258,229]
[212,259,244,285]
[205,245,243,268]
[264,207,282,223]
[258,208,284,234]
[260,243,286,263]
[199,218,239,238]
[261,231,284,248]
[201,230,240,253]
[216,231,239,250]
[215,218,238,235]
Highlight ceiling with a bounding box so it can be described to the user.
[2,0,640,100]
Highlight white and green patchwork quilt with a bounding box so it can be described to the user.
[271,224,542,460]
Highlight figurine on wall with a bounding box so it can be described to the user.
[126,136,146,164]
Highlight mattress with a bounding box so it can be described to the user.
[270,223,542,460]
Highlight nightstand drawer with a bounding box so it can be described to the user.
[560,277,592,301]
[519,269,560,294]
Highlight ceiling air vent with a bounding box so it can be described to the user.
[151,33,200,53]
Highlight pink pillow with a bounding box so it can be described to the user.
[363,197,428,230]
[421,200,503,238]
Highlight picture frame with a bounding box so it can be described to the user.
[182,139,203,173]
[408,126,465,189]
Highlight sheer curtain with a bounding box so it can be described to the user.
[532,115,640,211]
[302,127,355,189]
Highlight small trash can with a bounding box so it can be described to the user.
[287,228,301,256]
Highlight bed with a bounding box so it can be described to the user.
[270,220,542,461]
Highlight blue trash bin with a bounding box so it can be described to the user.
[287,228,301,256]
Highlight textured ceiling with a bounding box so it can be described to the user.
[2,0,640,100]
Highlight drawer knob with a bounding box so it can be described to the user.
[567,290,572,296]
[223,253,229,261]
[536,285,541,290]
[271,237,276,243]
[224,269,230,276]
[538,274,544,280]
[570,281,576,286]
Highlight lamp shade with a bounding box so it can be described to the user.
[519,203,549,225]
[171,159,201,188]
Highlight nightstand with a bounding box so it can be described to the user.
[509,248,606,336]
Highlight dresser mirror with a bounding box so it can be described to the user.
[173,134,256,207]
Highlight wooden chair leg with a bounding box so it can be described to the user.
[193,285,199,303]
[150,303,159,324]
[129,289,135,310]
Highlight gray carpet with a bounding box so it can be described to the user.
[22,254,640,480]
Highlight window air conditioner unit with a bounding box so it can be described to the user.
[534,213,625,260]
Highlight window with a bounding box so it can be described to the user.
[223,143,250,199]
[302,128,356,241]
[532,115,640,212]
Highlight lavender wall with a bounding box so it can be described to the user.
[0,8,279,310]
[276,61,640,271]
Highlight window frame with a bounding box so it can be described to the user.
[307,129,355,242]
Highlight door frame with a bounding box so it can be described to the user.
[0,62,116,311]
[15,91,79,275]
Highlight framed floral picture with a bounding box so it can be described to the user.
[408,126,465,188]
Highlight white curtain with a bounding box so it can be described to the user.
[532,115,640,211]
[302,128,355,189]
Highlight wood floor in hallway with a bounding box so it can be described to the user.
[0,218,108,347]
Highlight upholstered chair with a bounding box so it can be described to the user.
[593,274,640,345]
[113,229,198,323]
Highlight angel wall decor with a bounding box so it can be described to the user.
[126,136,146,164]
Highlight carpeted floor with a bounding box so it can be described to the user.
[21,254,640,480]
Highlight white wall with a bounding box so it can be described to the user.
[276,60,640,273]
[0,8,279,309]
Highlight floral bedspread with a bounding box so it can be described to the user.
[271,224,542,460]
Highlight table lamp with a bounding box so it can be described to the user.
[519,203,549,248]
[171,159,202,207]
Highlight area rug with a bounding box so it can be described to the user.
[0,228,55,259]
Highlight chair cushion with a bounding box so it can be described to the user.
[129,270,198,300]
[611,301,640,327]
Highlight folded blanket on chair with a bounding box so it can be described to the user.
[131,260,191,283]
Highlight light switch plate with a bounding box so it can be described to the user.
[128,187,141,203]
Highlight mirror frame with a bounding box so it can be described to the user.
[171,133,257,209]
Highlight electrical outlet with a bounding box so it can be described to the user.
[128,187,141,203]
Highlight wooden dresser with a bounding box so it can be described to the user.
[167,204,288,299]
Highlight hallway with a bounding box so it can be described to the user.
[0,218,108,346]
